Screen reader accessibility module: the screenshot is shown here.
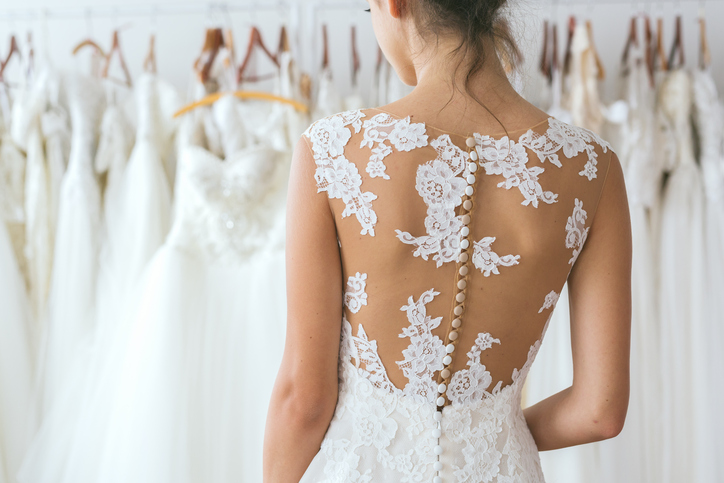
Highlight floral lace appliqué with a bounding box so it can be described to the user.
[360,113,428,180]
[396,135,469,267]
[305,110,380,236]
[397,289,446,402]
[344,272,368,314]
[447,333,502,406]
[565,198,590,265]
[475,133,558,208]
[472,237,521,276]
[538,290,560,313]
[520,117,612,181]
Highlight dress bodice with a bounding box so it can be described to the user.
[300,108,614,482]
[170,94,289,265]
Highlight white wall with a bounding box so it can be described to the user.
[1,0,722,107]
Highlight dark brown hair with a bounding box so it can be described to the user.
[398,0,522,135]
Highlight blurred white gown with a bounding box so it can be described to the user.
[657,69,705,483]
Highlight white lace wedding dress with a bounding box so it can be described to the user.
[297,107,615,482]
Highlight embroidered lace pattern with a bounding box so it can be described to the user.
[360,112,428,179]
[471,237,521,276]
[344,272,368,314]
[519,117,612,181]
[397,289,447,402]
[305,110,379,236]
[395,135,469,267]
[565,198,590,265]
[538,290,560,313]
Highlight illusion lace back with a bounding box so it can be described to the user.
[299,108,614,483]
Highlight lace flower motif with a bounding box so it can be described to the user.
[538,290,560,313]
[396,289,446,402]
[565,198,590,265]
[447,333,501,407]
[344,272,368,314]
[471,237,521,277]
[396,135,469,267]
[305,110,381,236]
[361,113,428,180]
[475,133,558,208]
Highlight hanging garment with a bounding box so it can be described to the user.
[37,73,105,416]
[85,93,288,483]
[11,68,54,323]
[691,67,724,483]
[0,193,35,483]
[656,69,706,483]
[312,65,343,121]
[297,107,615,482]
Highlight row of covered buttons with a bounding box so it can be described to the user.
[431,136,479,483]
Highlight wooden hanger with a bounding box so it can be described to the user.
[321,24,330,69]
[0,35,22,84]
[645,16,655,87]
[699,16,710,69]
[101,30,132,87]
[585,20,605,80]
[351,25,360,87]
[563,16,575,76]
[194,28,225,84]
[539,20,551,82]
[668,15,685,70]
[172,90,308,118]
[655,17,668,71]
[278,25,290,55]
[237,27,280,84]
[143,34,156,74]
[72,38,106,57]
[621,16,638,71]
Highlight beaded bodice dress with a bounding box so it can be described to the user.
[299,108,614,483]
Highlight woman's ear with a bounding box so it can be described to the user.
[386,0,404,18]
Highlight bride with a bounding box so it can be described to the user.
[264,0,631,482]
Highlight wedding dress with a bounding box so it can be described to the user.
[691,67,724,483]
[298,107,615,482]
[657,69,705,483]
[0,220,35,483]
[38,73,105,415]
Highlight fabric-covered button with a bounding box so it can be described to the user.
[460,239,470,250]
[453,305,463,316]
[470,150,478,161]
[459,266,469,276]
[434,475,443,483]
[466,137,476,148]
[438,383,447,393]
[446,343,455,354]
[436,396,446,407]
[434,444,444,455]
[459,252,469,263]
[465,186,474,196]
[441,368,451,379]
[456,292,466,303]
[434,461,443,471]
[463,200,473,210]
[457,279,467,290]
[452,318,462,328]
[461,226,470,237]
[443,355,452,365]
[468,161,478,171]
[466,174,476,185]
[449,331,458,341]
[434,411,443,421]
[461,214,471,225]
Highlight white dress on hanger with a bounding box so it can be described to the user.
[657,69,705,483]
[83,92,289,483]
[313,65,343,121]
[691,67,724,483]
[38,73,105,416]
[0,219,35,483]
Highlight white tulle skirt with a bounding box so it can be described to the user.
[19,243,286,483]
[0,221,36,483]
